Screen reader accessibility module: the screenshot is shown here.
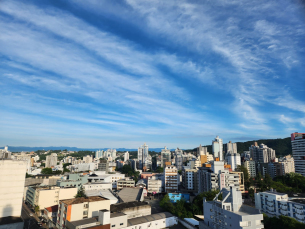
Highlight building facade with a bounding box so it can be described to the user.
[255,190,305,223]
[201,187,264,229]
[243,160,256,178]
[164,166,178,192]
[249,143,276,163]
[226,153,241,171]
[291,133,305,176]
[147,175,163,193]
[57,196,111,229]
[212,136,223,161]
[182,169,198,193]
[161,146,171,168]
[46,153,58,168]
[0,157,27,229]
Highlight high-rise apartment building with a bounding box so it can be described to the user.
[175,154,183,170]
[83,155,93,163]
[138,143,149,169]
[95,150,104,159]
[243,160,256,178]
[226,153,241,171]
[124,151,129,162]
[249,143,276,163]
[46,153,58,167]
[164,165,178,192]
[182,169,198,193]
[161,146,171,168]
[197,144,208,156]
[212,136,223,161]
[0,154,27,228]
[291,132,305,176]
[225,141,237,154]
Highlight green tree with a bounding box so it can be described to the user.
[41,168,53,174]
[155,167,163,173]
[192,191,221,215]
[34,205,40,214]
[75,185,87,198]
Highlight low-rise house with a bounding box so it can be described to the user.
[117,178,135,190]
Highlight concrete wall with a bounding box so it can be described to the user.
[110,214,128,229]
[125,216,178,229]
[0,160,27,218]
[120,205,151,219]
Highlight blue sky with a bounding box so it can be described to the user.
[0,0,304,149]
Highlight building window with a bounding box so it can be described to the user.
[112,225,115,227]
[120,223,123,225]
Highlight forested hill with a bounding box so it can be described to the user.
[190,137,292,158]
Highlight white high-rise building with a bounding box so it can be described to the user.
[143,143,149,162]
[45,153,58,167]
[291,132,305,176]
[227,153,241,171]
[226,141,237,154]
[138,143,149,169]
[124,151,129,162]
[0,154,27,228]
[249,143,276,163]
[95,150,104,159]
[212,136,223,161]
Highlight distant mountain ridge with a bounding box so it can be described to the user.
[2,137,292,157]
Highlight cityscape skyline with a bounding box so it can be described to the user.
[1,0,305,148]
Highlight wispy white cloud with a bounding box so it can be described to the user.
[0,0,304,147]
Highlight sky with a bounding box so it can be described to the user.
[0,0,305,149]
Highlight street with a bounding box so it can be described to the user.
[22,203,46,229]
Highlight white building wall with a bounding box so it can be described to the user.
[125,216,178,229]
[0,160,27,218]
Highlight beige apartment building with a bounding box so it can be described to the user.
[116,178,135,190]
[57,196,111,229]
[243,160,256,178]
[147,176,163,193]
[26,185,77,215]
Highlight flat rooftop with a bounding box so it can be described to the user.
[264,191,287,196]
[290,199,305,205]
[110,212,126,218]
[111,201,149,212]
[61,196,106,205]
[127,212,174,226]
